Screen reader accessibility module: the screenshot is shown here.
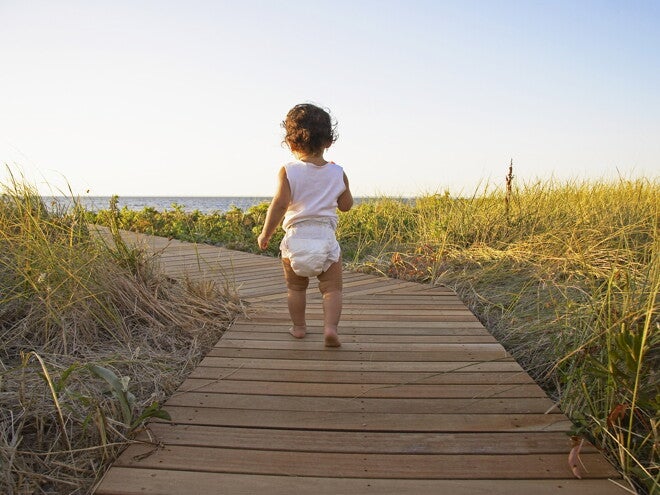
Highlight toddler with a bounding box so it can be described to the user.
[258,103,353,347]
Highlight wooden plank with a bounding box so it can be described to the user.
[341,282,423,297]
[245,293,289,303]
[96,469,629,495]
[165,391,558,414]
[197,356,525,372]
[337,301,472,309]
[330,314,480,321]
[259,309,478,318]
[249,311,477,320]
[233,319,487,329]
[215,339,505,352]
[111,445,619,479]
[175,378,549,398]
[188,367,536,385]
[138,423,593,454]
[222,331,498,343]
[157,406,571,432]
[341,276,404,288]
[227,325,493,336]
[245,280,432,302]
[230,269,285,281]
[349,293,461,300]
[160,253,266,265]
[207,348,511,362]
[158,259,253,271]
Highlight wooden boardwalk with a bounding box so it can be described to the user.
[95,231,626,494]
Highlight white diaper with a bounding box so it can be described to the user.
[280,219,340,277]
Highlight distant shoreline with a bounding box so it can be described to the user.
[45,196,413,214]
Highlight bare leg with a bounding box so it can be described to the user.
[318,260,343,347]
[282,258,309,339]
[287,288,307,338]
[322,290,342,347]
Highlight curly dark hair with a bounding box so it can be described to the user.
[282,103,337,155]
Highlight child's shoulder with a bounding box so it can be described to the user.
[284,160,343,170]
[283,161,302,174]
[324,161,344,172]
[328,162,344,174]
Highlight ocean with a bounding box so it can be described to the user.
[48,196,272,214]
[48,195,380,214]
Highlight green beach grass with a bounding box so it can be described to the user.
[89,175,659,493]
[0,175,244,494]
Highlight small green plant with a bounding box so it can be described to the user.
[90,199,279,254]
[88,364,171,429]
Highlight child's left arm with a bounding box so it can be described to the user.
[337,172,354,212]
[258,167,291,250]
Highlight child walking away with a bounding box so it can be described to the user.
[258,103,353,347]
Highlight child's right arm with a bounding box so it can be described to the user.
[337,172,354,212]
[258,167,291,250]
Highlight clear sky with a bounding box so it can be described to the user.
[1,0,658,197]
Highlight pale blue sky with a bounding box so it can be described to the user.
[1,0,658,196]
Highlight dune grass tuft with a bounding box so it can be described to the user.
[1,174,244,494]
[341,178,659,493]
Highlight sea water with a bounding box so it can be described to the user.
[47,196,272,214]
[48,196,380,214]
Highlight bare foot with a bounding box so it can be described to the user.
[324,328,341,348]
[289,326,307,339]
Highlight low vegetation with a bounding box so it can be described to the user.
[91,175,659,493]
[0,175,243,494]
[340,178,659,493]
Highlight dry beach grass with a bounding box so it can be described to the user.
[0,176,244,494]
[339,177,659,493]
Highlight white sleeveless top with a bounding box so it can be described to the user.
[282,161,346,230]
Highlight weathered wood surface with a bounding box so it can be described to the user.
[94,229,625,494]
